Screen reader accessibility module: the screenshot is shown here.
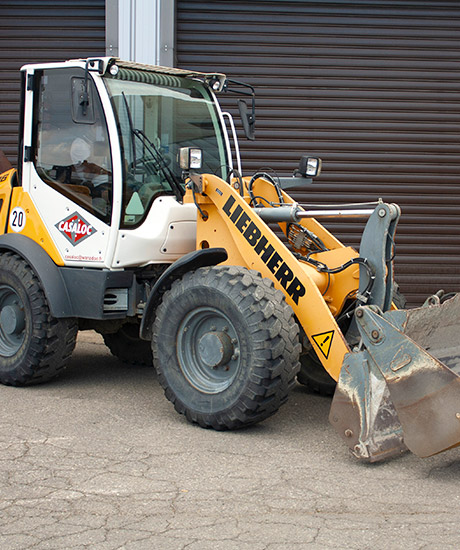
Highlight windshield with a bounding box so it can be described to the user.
[104,69,228,227]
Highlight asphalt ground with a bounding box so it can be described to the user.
[1,330,460,550]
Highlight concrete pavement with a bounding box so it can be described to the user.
[1,331,460,549]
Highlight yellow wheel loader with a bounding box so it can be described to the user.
[0,57,460,462]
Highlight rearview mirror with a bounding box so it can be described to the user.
[238,99,255,141]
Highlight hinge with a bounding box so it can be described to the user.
[26,74,34,91]
[24,146,33,163]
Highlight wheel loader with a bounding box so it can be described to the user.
[1,57,460,462]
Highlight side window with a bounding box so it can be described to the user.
[33,68,112,222]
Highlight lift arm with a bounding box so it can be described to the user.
[186,173,355,382]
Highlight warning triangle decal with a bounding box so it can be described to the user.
[312,330,335,360]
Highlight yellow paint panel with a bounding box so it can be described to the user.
[0,168,14,234]
[308,247,359,315]
[9,187,64,265]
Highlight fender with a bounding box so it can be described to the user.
[0,233,73,317]
[139,247,228,340]
[0,233,138,319]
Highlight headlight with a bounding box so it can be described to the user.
[297,155,322,178]
[179,147,203,170]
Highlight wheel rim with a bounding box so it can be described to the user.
[177,306,241,394]
[0,284,26,356]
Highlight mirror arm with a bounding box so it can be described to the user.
[223,79,256,122]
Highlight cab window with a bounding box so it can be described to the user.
[33,68,112,222]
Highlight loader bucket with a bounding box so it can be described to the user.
[330,293,460,462]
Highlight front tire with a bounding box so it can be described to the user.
[152,266,301,430]
[0,253,77,386]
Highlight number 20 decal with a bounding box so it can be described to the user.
[9,207,26,233]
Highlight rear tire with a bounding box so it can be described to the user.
[297,351,336,396]
[0,253,77,386]
[103,322,152,365]
[152,266,301,430]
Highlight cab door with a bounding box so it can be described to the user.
[20,66,116,268]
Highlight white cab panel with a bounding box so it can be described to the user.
[113,196,197,268]
[29,167,112,267]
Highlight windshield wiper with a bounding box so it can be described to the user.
[132,129,184,200]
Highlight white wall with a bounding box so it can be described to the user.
[106,0,175,66]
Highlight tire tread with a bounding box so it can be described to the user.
[0,252,77,386]
[152,265,301,430]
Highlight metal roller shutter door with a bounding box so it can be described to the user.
[0,0,105,165]
[176,0,460,306]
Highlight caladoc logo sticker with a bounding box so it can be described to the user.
[55,212,97,246]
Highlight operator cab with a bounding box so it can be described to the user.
[19,58,236,269]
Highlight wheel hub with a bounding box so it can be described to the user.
[0,304,25,336]
[177,306,241,394]
[198,331,234,368]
